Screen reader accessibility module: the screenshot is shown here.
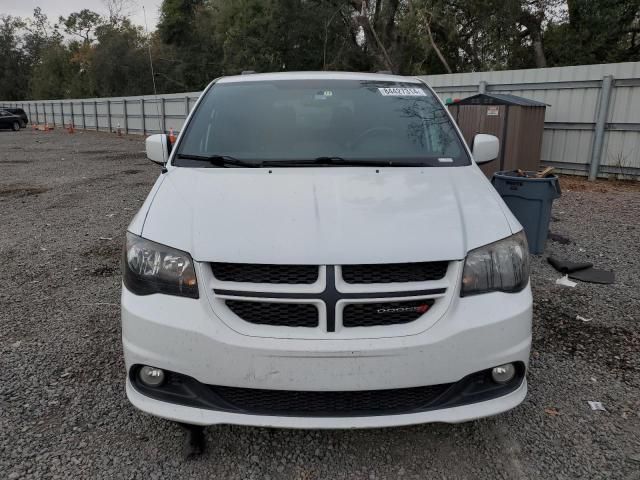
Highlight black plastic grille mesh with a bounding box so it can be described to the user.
[211,383,451,415]
[211,263,318,284]
[341,262,448,284]
[343,299,435,327]
[226,300,318,327]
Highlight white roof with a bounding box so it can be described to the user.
[217,71,424,84]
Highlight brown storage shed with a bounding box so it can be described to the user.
[447,93,547,177]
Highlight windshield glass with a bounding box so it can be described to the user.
[175,79,469,167]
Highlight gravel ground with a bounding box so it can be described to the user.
[1,129,639,479]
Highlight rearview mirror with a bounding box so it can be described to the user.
[472,134,499,164]
[146,134,171,165]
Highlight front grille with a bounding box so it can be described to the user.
[211,383,451,416]
[211,263,318,284]
[343,299,435,327]
[341,262,448,284]
[226,300,318,327]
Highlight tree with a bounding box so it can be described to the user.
[91,20,154,96]
[0,16,30,100]
[545,0,640,66]
[3,0,640,102]
[59,9,103,44]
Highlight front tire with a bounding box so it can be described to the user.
[11,121,20,131]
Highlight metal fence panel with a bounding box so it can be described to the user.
[421,61,640,178]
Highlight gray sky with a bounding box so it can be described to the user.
[0,0,161,29]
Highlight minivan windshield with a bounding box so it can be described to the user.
[175,79,470,167]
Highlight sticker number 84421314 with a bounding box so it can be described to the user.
[378,87,427,96]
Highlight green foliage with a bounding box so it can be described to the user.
[158,0,204,46]
[0,1,639,101]
[545,0,640,66]
[0,17,31,101]
[59,9,103,44]
[91,20,153,97]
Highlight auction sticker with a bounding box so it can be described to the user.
[378,87,427,96]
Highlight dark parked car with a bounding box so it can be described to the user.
[1,107,28,127]
[0,110,22,131]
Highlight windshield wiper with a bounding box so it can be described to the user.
[262,157,422,167]
[175,153,261,168]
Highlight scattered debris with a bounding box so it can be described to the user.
[569,268,615,285]
[548,232,572,245]
[11,341,22,348]
[513,166,556,178]
[576,315,592,322]
[588,401,607,412]
[537,166,555,178]
[98,236,113,241]
[545,407,561,416]
[556,275,577,288]
[548,256,615,285]
[627,453,640,464]
[548,257,592,273]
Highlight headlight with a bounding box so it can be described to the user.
[461,231,529,296]
[123,232,198,299]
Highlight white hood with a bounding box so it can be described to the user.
[139,166,519,264]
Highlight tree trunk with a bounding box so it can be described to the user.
[532,34,547,68]
[366,18,395,71]
[351,0,395,72]
[425,20,453,74]
[518,10,547,68]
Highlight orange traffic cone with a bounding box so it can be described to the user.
[169,127,176,144]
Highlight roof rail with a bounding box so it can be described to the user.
[241,70,256,75]
[377,70,393,74]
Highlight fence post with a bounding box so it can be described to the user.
[81,101,86,129]
[70,102,74,127]
[479,80,488,93]
[140,98,146,135]
[107,100,112,132]
[588,75,614,181]
[28,103,32,124]
[160,97,166,134]
[94,101,98,131]
[60,101,64,126]
[43,104,47,125]
[123,99,128,134]
[184,96,190,117]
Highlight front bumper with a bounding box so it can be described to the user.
[126,376,527,428]
[122,283,532,427]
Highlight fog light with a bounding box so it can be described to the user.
[138,366,165,387]
[491,363,516,384]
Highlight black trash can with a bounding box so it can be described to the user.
[491,171,561,254]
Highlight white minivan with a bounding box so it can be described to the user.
[122,72,531,431]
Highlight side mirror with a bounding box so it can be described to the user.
[472,134,499,164]
[146,134,171,165]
